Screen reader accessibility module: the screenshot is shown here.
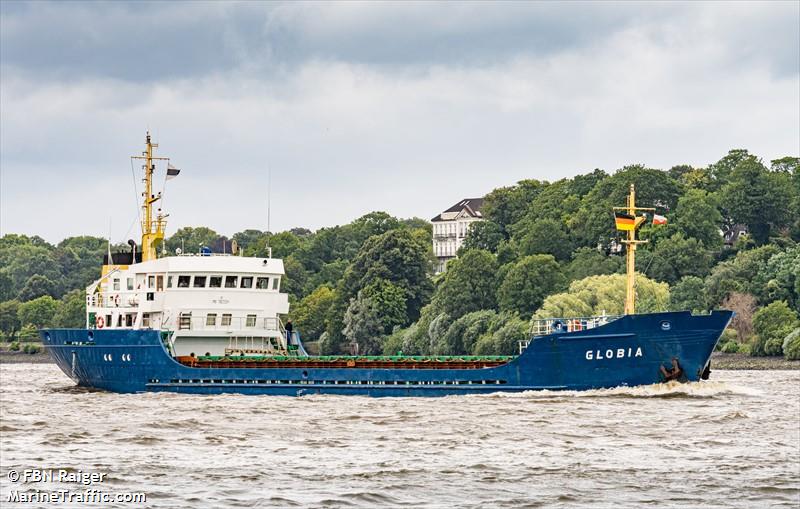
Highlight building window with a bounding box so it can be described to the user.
[240,276,253,289]
[221,314,232,326]
[127,278,134,291]
[193,276,207,288]
[209,276,222,288]
[246,314,256,327]
[177,275,190,288]
[206,313,217,326]
[113,278,120,291]
[224,276,238,288]
[256,277,270,289]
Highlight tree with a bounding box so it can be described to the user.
[497,255,566,317]
[719,158,792,244]
[565,247,623,282]
[704,245,781,306]
[360,279,408,335]
[54,289,86,328]
[535,273,669,317]
[482,179,547,231]
[342,293,384,355]
[17,296,60,329]
[570,165,682,248]
[165,227,221,254]
[644,234,713,286]
[461,221,505,252]
[18,275,57,302]
[783,328,800,361]
[517,219,572,261]
[231,229,265,251]
[754,247,800,311]
[751,301,799,356]
[292,285,336,341]
[721,292,757,343]
[669,276,707,312]
[473,315,527,356]
[674,189,723,248]
[0,300,21,340]
[437,250,498,320]
[434,310,497,355]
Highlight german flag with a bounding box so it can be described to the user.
[614,211,636,231]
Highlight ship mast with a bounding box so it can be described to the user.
[131,132,170,262]
[614,184,654,315]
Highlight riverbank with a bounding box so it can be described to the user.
[710,351,799,370]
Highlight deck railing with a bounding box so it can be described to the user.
[518,314,622,353]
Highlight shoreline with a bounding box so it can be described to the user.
[2,349,797,370]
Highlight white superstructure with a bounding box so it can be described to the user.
[87,253,291,356]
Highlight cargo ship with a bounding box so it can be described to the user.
[41,134,733,395]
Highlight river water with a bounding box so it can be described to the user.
[0,364,798,509]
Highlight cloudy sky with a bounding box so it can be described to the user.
[1,1,798,243]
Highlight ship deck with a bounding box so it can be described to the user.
[177,354,516,370]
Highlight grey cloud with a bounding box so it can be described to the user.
[5,1,795,83]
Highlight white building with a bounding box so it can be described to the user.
[431,198,484,273]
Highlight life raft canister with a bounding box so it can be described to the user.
[96,316,105,329]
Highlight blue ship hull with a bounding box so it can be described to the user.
[41,311,733,396]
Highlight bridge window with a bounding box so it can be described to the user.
[272,277,280,290]
[177,275,190,288]
[209,276,222,288]
[156,275,164,291]
[148,275,155,288]
[193,276,207,288]
[241,276,253,289]
[246,314,256,327]
[127,278,134,290]
[206,313,217,326]
[256,277,269,289]
[167,276,173,288]
[224,276,238,288]
[142,313,150,328]
[113,278,120,291]
[221,314,232,326]
[125,314,134,327]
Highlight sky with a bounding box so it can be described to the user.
[1,1,798,244]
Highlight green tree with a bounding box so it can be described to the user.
[644,234,713,285]
[0,300,21,340]
[437,250,498,320]
[342,293,385,355]
[782,328,800,361]
[517,219,572,261]
[166,227,221,254]
[669,276,707,312]
[497,255,566,317]
[674,189,723,248]
[18,275,57,302]
[360,279,408,335]
[473,315,527,356]
[565,247,623,282]
[461,221,506,252]
[754,246,800,311]
[54,289,86,328]
[434,309,497,355]
[483,179,546,231]
[719,158,792,244]
[751,301,799,356]
[704,245,781,306]
[17,296,60,329]
[292,285,336,340]
[535,273,670,317]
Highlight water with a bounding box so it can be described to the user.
[1,364,798,509]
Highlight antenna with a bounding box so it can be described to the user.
[107,218,113,265]
[267,164,272,235]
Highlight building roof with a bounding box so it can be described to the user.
[431,198,484,222]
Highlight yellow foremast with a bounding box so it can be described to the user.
[614,184,654,315]
[131,132,170,262]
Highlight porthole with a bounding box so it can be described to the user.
[87,331,94,340]
[660,321,671,331]
[43,332,51,342]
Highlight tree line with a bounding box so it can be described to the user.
[1,149,798,359]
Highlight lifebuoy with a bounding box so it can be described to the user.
[96,316,105,329]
